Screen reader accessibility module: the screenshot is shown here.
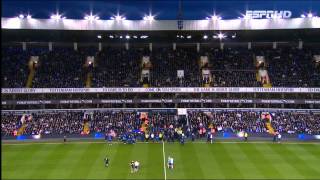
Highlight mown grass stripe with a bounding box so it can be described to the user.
[256,143,305,179]
[165,142,186,179]
[85,143,119,179]
[68,144,104,179]
[267,143,320,179]
[238,143,283,179]
[194,143,225,179]
[228,143,267,179]
[80,143,111,179]
[282,144,320,177]
[209,143,244,179]
[125,144,147,180]
[144,143,163,179]
[106,144,134,179]
[28,144,74,179]
[2,144,45,179]
[42,144,81,179]
[285,144,320,162]
[3,141,320,179]
[178,143,205,179]
[66,143,95,179]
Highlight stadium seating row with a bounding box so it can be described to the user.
[2,47,319,88]
[2,111,319,137]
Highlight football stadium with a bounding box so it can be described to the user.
[1,0,320,179]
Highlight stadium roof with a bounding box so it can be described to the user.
[2,0,320,20]
[2,17,320,43]
[3,28,320,44]
[2,18,320,31]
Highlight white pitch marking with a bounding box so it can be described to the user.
[162,141,167,180]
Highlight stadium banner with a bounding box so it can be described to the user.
[2,99,319,105]
[2,87,320,94]
[2,108,320,115]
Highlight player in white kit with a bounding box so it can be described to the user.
[167,156,174,169]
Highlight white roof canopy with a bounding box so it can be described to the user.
[2,17,320,31]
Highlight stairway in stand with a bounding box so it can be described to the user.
[85,72,92,88]
[26,69,35,88]
[82,122,90,135]
[17,124,27,136]
[263,83,272,88]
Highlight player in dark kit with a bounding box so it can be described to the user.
[180,133,185,145]
[104,157,109,167]
[63,135,67,143]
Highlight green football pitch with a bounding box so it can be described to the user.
[2,141,320,179]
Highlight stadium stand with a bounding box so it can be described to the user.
[2,46,319,88]
[2,111,319,137]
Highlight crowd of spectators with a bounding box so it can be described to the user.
[2,111,319,138]
[205,48,261,87]
[150,48,201,87]
[92,48,142,87]
[2,47,30,88]
[188,111,320,135]
[212,71,261,87]
[2,46,319,88]
[33,48,86,88]
[265,48,320,87]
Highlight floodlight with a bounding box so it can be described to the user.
[112,15,125,21]
[26,15,32,19]
[218,33,226,39]
[143,15,154,21]
[243,15,250,20]
[211,15,218,20]
[85,14,99,21]
[18,14,24,19]
[203,35,208,39]
[51,14,63,20]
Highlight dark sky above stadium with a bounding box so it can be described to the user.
[2,0,320,20]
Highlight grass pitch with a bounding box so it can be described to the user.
[2,141,320,179]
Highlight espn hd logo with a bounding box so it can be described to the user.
[245,10,292,19]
